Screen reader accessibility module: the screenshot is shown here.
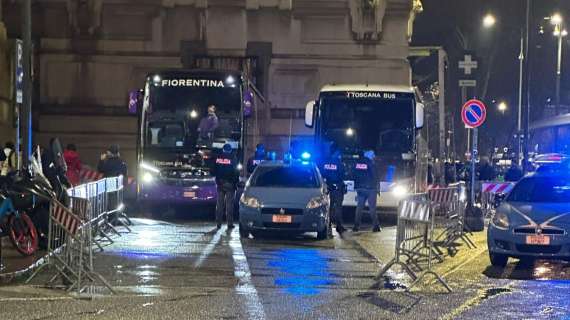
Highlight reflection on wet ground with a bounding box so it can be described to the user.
[485,258,570,281]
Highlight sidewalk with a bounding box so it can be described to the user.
[0,238,46,284]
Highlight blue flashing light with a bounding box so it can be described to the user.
[301,152,311,160]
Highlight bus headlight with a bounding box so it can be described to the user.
[142,172,155,184]
[391,185,408,198]
[140,162,160,184]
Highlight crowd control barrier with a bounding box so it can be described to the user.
[27,176,130,297]
[428,182,476,255]
[480,181,515,217]
[376,194,452,293]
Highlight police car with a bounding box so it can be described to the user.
[488,166,570,267]
[238,161,331,239]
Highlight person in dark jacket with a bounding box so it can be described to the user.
[505,162,523,182]
[97,144,127,179]
[247,143,266,175]
[212,144,239,229]
[64,144,82,186]
[197,105,219,141]
[478,157,496,181]
[319,142,346,234]
[353,149,381,232]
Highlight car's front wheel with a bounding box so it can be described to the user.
[317,223,330,240]
[489,252,508,267]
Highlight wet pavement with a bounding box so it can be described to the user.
[0,211,570,319]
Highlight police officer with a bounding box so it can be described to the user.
[320,143,346,234]
[212,144,239,229]
[353,149,381,232]
[247,143,266,175]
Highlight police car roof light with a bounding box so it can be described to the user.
[301,152,311,160]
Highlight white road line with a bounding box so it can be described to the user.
[229,230,266,320]
[193,230,223,268]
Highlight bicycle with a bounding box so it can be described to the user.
[0,192,38,256]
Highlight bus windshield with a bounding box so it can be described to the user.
[320,95,415,154]
[146,81,241,149]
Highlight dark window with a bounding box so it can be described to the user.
[508,176,570,203]
[251,166,320,188]
[320,96,414,154]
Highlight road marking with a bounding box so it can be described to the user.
[193,229,223,268]
[229,229,266,320]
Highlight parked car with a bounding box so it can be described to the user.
[488,172,570,267]
[238,161,330,239]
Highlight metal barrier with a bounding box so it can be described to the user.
[27,176,128,296]
[428,182,476,254]
[376,194,452,293]
[480,181,515,217]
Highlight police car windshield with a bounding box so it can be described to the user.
[251,166,320,188]
[320,95,414,154]
[508,176,570,203]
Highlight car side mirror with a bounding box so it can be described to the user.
[128,89,143,114]
[416,102,424,129]
[494,193,506,208]
[305,100,316,128]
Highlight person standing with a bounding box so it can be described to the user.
[353,149,381,232]
[97,145,128,179]
[212,144,239,229]
[197,105,219,143]
[319,143,346,234]
[64,144,82,186]
[247,143,267,175]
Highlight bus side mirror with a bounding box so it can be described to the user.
[416,102,424,129]
[305,101,316,128]
[128,89,142,114]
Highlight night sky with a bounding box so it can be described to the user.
[412,0,570,158]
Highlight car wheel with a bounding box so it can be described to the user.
[489,252,508,267]
[317,224,330,240]
[239,224,250,238]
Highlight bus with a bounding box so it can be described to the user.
[129,69,263,217]
[304,84,427,210]
[529,113,570,156]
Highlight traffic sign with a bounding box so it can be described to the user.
[459,79,476,87]
[461,99,487,128]
[459,54,478,75]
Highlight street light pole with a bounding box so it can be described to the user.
[555,28,563,115]
[517,28,524,165]
[22,0,32,166]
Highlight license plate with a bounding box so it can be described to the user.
[526,234,550,245]
[272,215,292,223]
[183,191,196,198]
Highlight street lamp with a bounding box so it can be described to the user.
[484,14,525,166]
[550,13,567,115]
[483,14,496,28]
[498,101,508,114]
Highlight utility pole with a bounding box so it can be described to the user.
[22,0,32,166]
[438,48,446,162]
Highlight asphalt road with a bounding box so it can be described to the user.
[0,209,570,320]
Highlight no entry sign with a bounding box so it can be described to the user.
[461,99,486,128]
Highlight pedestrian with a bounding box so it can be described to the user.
[1,142,16,176]
[504,162,523,182]
[353,149,381,232]
[212,143,239,229]
[63,144,82,186]
[319,142,346,234]
[247,143,266,175]
[197,105,219,143]
[97,144,128,179]
[478,157,496,181]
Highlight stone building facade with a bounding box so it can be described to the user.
[1,0,420,169]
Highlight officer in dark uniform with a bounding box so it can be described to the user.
[353,149,381,232]
[319,143,346,234]
[247,143,266,175]
[212,144,239,229]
